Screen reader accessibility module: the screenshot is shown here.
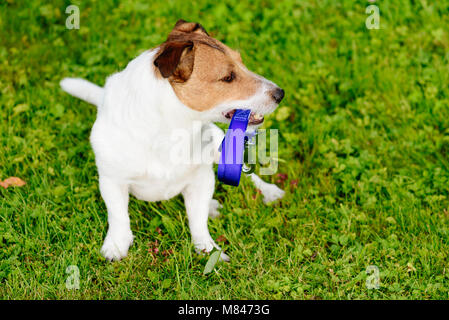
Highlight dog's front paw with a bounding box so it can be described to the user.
[208,199,223,219]
[261,183,285,204]
[193,235,230,262]
[101,229,134,261]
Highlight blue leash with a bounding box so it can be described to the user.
[217,109,251,186]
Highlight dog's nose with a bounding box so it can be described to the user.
[271,88,285,104]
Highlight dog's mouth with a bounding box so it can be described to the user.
[223,109,264,125]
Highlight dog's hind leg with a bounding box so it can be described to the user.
[183,166,229,261]
[99,175,134,261]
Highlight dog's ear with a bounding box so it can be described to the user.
[154,40,195,81]
[173,19,209,36]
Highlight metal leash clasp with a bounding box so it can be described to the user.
[242,130,258,174]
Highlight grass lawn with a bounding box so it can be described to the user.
[1,0,449,299]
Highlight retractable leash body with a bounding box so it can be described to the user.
[217,109,252,186]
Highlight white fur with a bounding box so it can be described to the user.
[60,78,104,106]
[60,49,284,262]
[249,173,285,203]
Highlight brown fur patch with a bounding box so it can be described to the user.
[173,19,209,35]
[153,20,261,111]
[154,41,193,79]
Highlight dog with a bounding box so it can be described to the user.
[60,19,285,261]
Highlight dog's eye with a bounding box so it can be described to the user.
[221,71,235,83]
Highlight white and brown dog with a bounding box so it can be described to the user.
[60,20,285,261]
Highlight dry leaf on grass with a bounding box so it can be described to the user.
[275,173,288,184]
[216,235,228,243]
[0,177,26,189]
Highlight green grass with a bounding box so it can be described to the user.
[1,0,449,299]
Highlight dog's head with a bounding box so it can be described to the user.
[153,19,284,125]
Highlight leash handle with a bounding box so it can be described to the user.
[217,109,251,186]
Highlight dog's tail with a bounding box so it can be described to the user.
[60,78,104,107]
